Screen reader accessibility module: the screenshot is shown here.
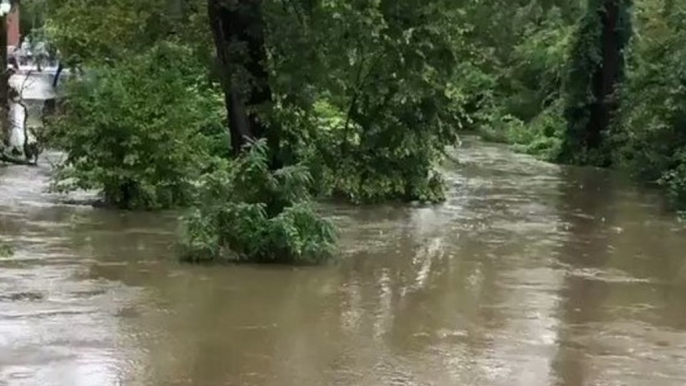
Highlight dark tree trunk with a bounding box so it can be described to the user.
[207,0,274,157]
[561,0,631,165]
[586,0,623,150]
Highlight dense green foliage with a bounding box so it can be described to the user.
[48,42,226,209]
[558,0,633,166]
[0,242,12,258]
[613,0,686,204]
[260,0,468,203]
[466,1,582,160]
[45,0,212,66]
[181,139,337,264]
[466,0,686,206]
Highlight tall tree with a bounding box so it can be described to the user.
[560,0,633,165]
[207,0,274,158]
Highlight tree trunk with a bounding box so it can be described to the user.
[582,0,622,151]
[561,0,631,165]
[207,0,274,157]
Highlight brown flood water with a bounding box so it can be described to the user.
[1,138,686,386]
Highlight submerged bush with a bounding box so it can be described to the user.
[478,100,564,162]
[180,139,337,264]
[47,41,226,210]
[0,243,13,258]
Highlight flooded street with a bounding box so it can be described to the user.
[1,138,686,386]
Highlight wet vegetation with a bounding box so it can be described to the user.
[0,242,12,258]
[180,139,337,264]
[3,0,686,263]
[47,42,226,210]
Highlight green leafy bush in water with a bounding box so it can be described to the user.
[180,139,337,264]
[262,1,462,205]
[0,243,13,258]
[478,100,564,162]
[47,41,226,210]
[289,98,448,205]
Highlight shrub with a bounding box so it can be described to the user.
[0,243,12,258]
[293,99,449,205]
[47,41,226,210]
[660,161,686,204]
[479,100,564,162]
[180,139,337,264]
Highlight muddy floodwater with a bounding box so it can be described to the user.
[1,139,686,386]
